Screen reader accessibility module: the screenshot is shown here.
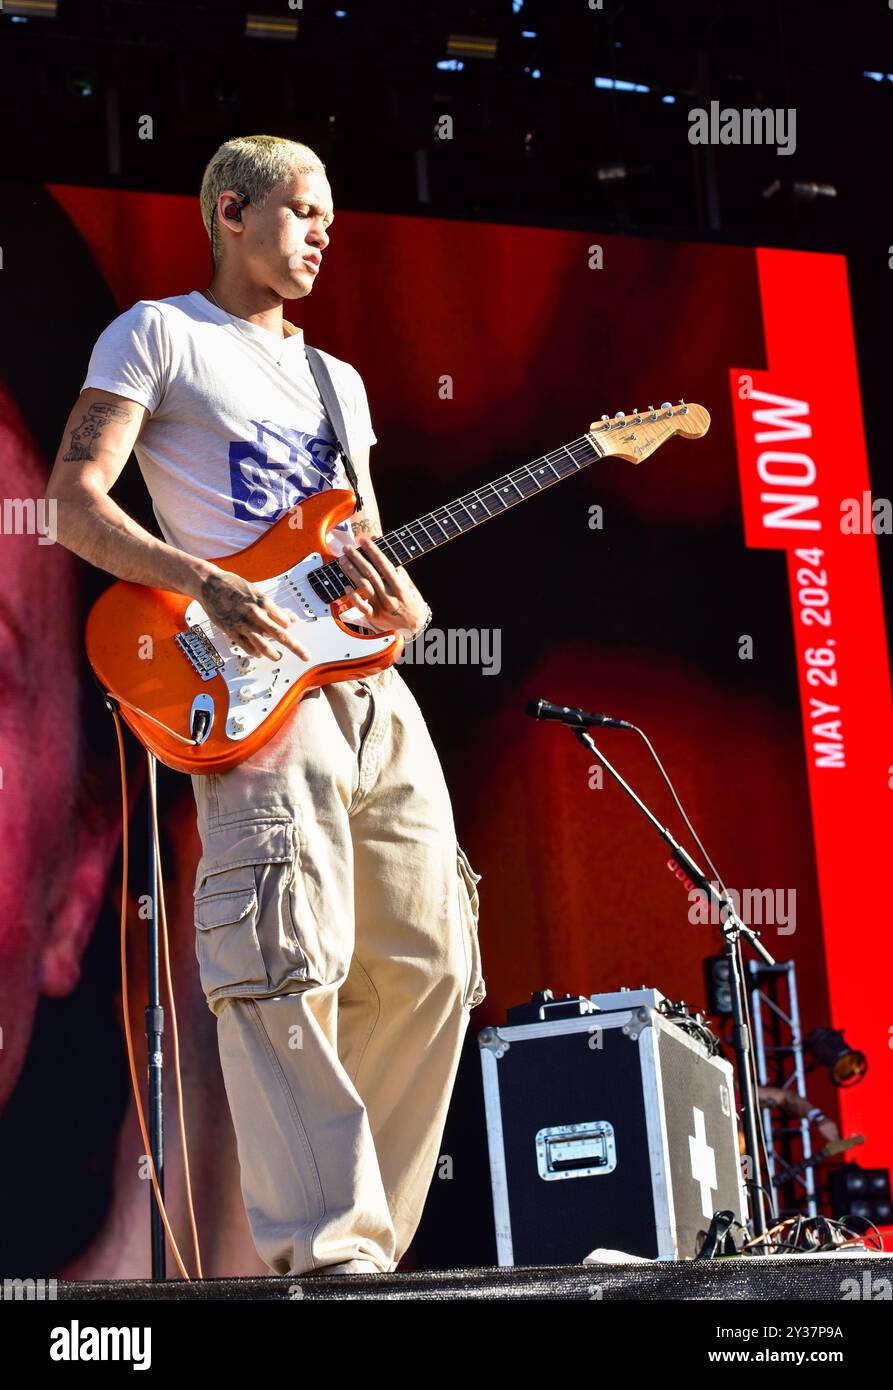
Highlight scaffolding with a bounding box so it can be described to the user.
[747,958,818,1219]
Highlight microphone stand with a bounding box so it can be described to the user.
[570,724,773,1242]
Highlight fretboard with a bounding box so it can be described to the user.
[308,430,603,604]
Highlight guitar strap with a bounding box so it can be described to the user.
[304,345,365,513]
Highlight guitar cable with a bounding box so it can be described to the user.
[626,723,776,1218]
[112,690,203,747]
[108,701,203,1281]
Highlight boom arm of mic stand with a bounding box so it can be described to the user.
[572,725,771,1240]
[572,728,774,965]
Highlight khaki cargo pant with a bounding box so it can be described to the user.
[189,664,486,1276]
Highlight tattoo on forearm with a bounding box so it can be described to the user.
[351,496,383,539]
[62,402,131,462]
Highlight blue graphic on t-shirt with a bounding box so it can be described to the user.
[228,418,349,524]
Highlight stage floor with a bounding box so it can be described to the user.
[45,1250,893,1301]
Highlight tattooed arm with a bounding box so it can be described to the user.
[346,445,384,540]
[45,387,213,598]
[45,387,309,661]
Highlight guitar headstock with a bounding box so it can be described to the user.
[588,401,710,464]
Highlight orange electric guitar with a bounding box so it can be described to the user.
[85,401,710,774]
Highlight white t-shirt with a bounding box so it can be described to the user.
[81,289,377,562]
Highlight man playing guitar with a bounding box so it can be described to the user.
[45,133,487,1278]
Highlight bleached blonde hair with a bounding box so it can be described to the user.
[199,134,327,263]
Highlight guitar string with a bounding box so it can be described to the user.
[181,419,671,650]
[308,435,603,593]
[181,434,602,648]
[182,438,597,648]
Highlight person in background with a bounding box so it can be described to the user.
[0,184,264,1278]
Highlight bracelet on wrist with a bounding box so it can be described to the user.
[412,604,433,638]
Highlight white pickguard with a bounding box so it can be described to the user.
[181,552,396,742]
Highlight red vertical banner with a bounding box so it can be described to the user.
[730,249,893,1185]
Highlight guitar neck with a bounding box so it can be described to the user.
[313,430,604,601]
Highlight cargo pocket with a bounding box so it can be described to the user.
[456,843,486,1010]
[194,863,267,1004]
[193,815,316,1012]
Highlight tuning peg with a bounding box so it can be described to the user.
[678,398,688,413]
[647,405,657,419]
[615,410,625,420]
[660,401,672,410]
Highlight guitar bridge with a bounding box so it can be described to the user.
[175,625,225,681]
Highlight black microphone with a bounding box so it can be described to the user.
[526,698,635,731]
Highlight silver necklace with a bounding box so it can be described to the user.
[202,287,287,341]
